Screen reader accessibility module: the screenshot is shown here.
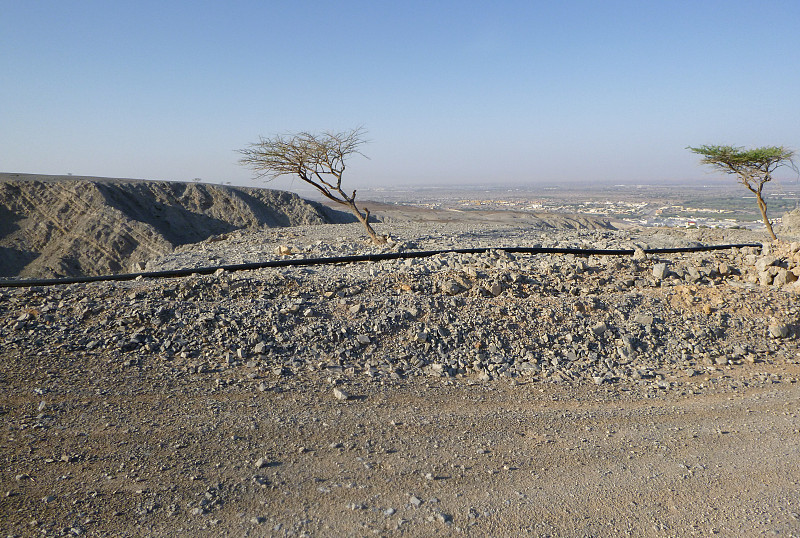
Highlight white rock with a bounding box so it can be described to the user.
[769,323,790,339]
[755,256,777,273]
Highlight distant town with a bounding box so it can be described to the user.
[353,181,800,231]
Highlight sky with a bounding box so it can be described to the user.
[2,0,800,191]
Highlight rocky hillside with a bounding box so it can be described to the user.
[0,174,342,279]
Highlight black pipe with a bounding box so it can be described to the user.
[0,243,761,289]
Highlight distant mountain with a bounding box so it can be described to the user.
[0,174,346,279]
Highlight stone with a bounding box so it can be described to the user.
[284,304,301,314]
[429,363,445,374]
[652,263,668,280]
[773,269,798,287]
[769,323,790,339]
[617,347,636,362]
[685,267,701,283]
[409,495,423,507]
[255,457,270,469]
[632,247,647,260]
[590,322,608,336]
[435,512,453,524]
[755,256,777,273]
[333,388,350,401]
[441,280,463,295]
[356,334,371,345]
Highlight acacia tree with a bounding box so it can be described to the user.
[238,127,386,244]
[688,145,797,240]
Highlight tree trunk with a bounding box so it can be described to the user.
[756,193,777,241]
[345,200,386,244]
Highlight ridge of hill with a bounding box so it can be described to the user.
[0,174,344,279]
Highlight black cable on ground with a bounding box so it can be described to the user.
[0,243,762,289]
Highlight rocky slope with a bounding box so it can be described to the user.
[0,174,342,279]
[2,220,800,536]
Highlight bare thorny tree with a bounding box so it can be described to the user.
[238,127,386,244]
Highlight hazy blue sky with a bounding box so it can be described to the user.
[2,0,799,189]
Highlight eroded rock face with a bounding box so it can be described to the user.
[0,175,337,279]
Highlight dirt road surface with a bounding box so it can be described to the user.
[3,353,800,537]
